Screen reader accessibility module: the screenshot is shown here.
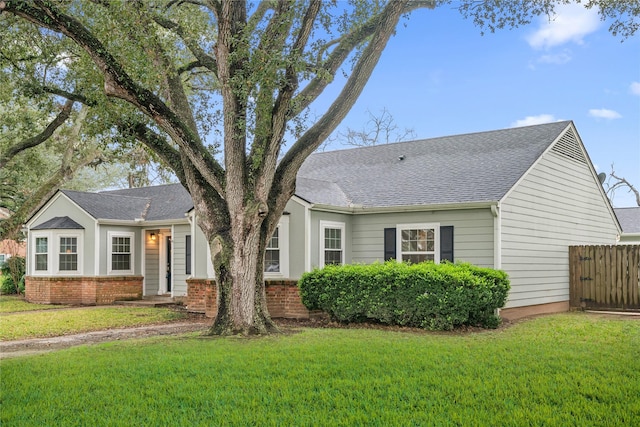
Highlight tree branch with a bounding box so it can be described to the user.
[0,99,74,169]
[127,122,186,183]
[292,0,435,115]
[2,0,226,198]
[150,12,218,74]
[609,166,640,206]
[271,0,421,222]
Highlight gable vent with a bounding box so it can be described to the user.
[551,128,587,164]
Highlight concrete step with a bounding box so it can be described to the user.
[115,296,175,307]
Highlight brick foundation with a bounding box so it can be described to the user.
[25,276,143,305]
[186,278,310,319]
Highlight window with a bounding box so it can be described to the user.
[265,228,280,273]
[35,236,49,272]
[264,215,289,278]
[108,232,134,274]
[58,237,78,271]
[320,221,345,267]
[0,254,7,267]
[185,235,192,275]
[397,223,439,264]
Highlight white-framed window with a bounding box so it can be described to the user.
[264,216,289,278]
[320,220,345,267]
[108,231,135,275]
[397,223,439,264]
[34,234,50,273]
[265,227,280,273]
[31,231,83,275]
[55,232,83,274]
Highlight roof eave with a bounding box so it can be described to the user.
[309,200,498,215]
[96,218,190,226]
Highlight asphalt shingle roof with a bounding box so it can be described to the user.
[62,184,192,221]
[32,216,84,230]
[101,184,193,221]
[615,207,640,234]
[53,122,576,218]
[296,121,572,207]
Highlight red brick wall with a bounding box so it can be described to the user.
[25,276,143,305]
[265,280,310,319]
[187,279,310,319]
[186,278,218,318]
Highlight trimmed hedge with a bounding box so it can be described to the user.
[298,262,510,330]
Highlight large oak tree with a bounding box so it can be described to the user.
[1,1,636,335]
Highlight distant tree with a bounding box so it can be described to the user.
[605,164,640,207]
[336,108,417,148]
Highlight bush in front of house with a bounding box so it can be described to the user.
[298,261,510,330]
[0,256,26,295]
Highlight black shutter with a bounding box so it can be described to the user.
[185,235,192,275]
[440,226,454,263]
[384,228,396,261]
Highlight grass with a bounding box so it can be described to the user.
[1,313,639,426]
[0,298,186,340]
[0,295,70,313]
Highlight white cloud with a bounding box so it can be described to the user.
[630,82,640,96]
[526,4,600,49]
[511,114,558,127]
[588,108,622,119]
[537,50,573,65]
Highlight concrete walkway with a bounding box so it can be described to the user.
[0,321,210,359]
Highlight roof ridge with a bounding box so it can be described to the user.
[310,120,572,157]
[63,189,150,202]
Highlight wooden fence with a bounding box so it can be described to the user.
[569,245,640,311]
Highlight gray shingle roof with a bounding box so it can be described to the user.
[32,216,84,230]
[296,121,572,207]
[101,184,193,221]
[615,207,640,233]
[62,184,192,221]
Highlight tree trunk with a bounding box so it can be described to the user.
[205,211,278,336]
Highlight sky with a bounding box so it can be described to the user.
[314,3,640,208]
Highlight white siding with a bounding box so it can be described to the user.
[172,224,190,296]
[501,148,619,308]
[145,230,160,295]
[286,199,308,279]
[350,209,494,267]
[309,211,352,270]
[26,194,96,276]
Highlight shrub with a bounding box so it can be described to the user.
[1,256,26,295]
[298,261,510,330]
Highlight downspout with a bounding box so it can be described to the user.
[304,204,311,273]
[187,212,195,278]
[171,224,175,297]
[491,202,502,317]
[94,220,100,277]
[491,203,502,269]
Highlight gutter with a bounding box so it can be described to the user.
[97,218,190,226]
[309,201,499,215]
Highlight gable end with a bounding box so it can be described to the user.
[551,128,586,165]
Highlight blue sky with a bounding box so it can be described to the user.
[316,3,639,208]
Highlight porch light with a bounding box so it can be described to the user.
[150,232,156,241]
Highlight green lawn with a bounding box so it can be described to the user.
[1,313,639,426]
[0,297,186,340]
[0,295,70,313]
